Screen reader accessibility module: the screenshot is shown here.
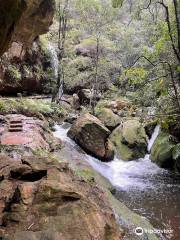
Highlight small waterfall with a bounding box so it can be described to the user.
[48,43,64,100]
[147,125,161,152]
[53,123,164,191]
[48,43,59,79]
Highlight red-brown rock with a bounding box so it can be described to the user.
[0,154,122,240]
[0,114,61,152]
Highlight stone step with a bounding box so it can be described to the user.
[9,120,23,124]
[9,123,23,127]
[8,128,23,132]
[9,124,23,128]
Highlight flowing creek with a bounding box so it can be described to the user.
[54,123,180,240]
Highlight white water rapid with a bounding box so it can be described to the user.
[54,123,163,191]
[148,125,161,152]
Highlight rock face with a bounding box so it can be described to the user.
[68,113,115,161]
[0,39,54,95]
[95,107,121,131]
[0,0,55,56]
[0,154,122,240]
[0,0,25,56]
[0,0,56,95]
[109,119,148,160]
[150,131,175,169]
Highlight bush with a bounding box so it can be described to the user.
[5,65,21,83]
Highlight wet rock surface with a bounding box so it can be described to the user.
[150,131,176,169]
[0,154,122,240]
[68,113,115,161]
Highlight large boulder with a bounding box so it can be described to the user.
[0,0,55,56]
[78,88,101,106]
[109,119,148,160]
[150,132,176,169]
[95,97,133,117]
[0,155,122,240]
[95,107,121,130]
[68,113,114,161]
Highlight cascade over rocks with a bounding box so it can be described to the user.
[68,113,115,161]
[0,154,122,240]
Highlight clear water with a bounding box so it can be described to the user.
[54,123,180,240]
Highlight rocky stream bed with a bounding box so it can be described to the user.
[54,123,180,240]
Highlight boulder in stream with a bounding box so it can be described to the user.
[150,131,176,169]
[95,107,121,130]
[67,113,115,161]
[109,119,148,161]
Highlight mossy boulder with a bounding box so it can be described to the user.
[173,143,180,172]
[95,107,121,130]
[150,132,175,169]
[109,119,148,160]
[68,113,114,161]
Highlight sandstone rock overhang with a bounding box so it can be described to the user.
[0,0,55,56]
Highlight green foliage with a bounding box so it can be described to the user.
[5,65,21,83]
[112,0,123,8]
[74,167,95,182]
[39,35,50,54]
[173,144,180,160]
[0,98,68,120]
[33,149,60,162]
[119,67,148,86]
[176,66,180,72]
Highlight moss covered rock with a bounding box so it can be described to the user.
[150,132,175,169]
[109,119,148,160]
[173,143,180,172]
[95,107,121,130]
